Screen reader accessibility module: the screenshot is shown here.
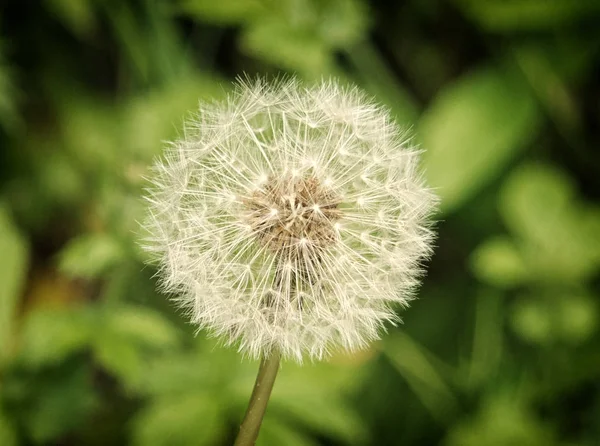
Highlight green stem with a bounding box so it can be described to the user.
[234,351,281,446]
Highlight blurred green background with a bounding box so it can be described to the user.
[1,0,600,445]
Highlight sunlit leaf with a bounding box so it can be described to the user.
[229,358,367,443]
[94,331,146,387]
[0,410,17,446]
[58,233,124,279]
[123,75,227,160]
[270,395,367,444]
[19,306,94,367]
[499,163,600,282]
[313,0,369,48]
[258,418,318,446]
[93,305,180,387]
[131,393,226,446]
[44,0,96,36]
[241,21,333,76]
[510,296,552,345]
[137,353,226,397]
[58,96,122,171]
[445,391,557,446]
[471,236,530,288]
[178,0,267,24]
[512,291,598,345]
[420,66,540,213]
[102,305,180,350]
[272,368,366,442]
[0,203,28,363]
[558,292,598,344]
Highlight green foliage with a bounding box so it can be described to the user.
[0,409,17,446]
[0,204,28,364]
[182,0,368,76]
[499,163,600,283]
[179,0,267,24]
[445,392,557,446]
[266,363,368,443]
[17,364,99,443]
[420,66,540,213]
[0,46,20,132]
[0,0,599,445]
[59,233,124,279]
[128,342,367,446]
[456,0,600,32]
[18,306,95,367]
[18,304,180,388]
[471,237,530,289]
[510,291,598,345]
[44,0,96,36]
[258,419,318,446]
[132,392,227,446]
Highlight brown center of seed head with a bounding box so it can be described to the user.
[243,175,342,257]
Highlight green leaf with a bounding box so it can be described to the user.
[58,233,124,279]
[241,21,333,76]
[35,150,86,206]
[384,332,458,422]
[420,66,540,213]
[500,163,574,238]
[123,75,227,160]
[102,305,180,350]
[18,306,95,366]
[258,418,318,446]
[557,292,598,344]
[0,203,28,363]
[23,363,98,443]
[178,0,267,24]
[270,395,367,444]
[94,331,146,387]
[58,95,122,171]
[471,236,530,288]
[44,0,96,36]
[268,363,367,443]
[467,291,504,389]
[445,391,557,446]
[510,297,552,345]
[456,0,600,32]
[131,393,226,446]
[312,0,369,48]
[0,410,17,446]
[511,292,598,345]
[93,305,180,387]
[499,163,600,283]
[228,359,367,443]
[137,353,223,397]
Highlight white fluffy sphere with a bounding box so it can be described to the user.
[143,78,437,362]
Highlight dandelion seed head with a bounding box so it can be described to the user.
[143,78,438,362]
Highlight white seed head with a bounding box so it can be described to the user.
[142,78,438,362]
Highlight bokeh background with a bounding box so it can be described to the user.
[1,0,600,445]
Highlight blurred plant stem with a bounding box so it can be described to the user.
[234,350,281,446]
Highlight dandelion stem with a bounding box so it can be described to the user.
[234,350,281,446]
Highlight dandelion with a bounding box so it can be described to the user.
[143,78,437,445]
